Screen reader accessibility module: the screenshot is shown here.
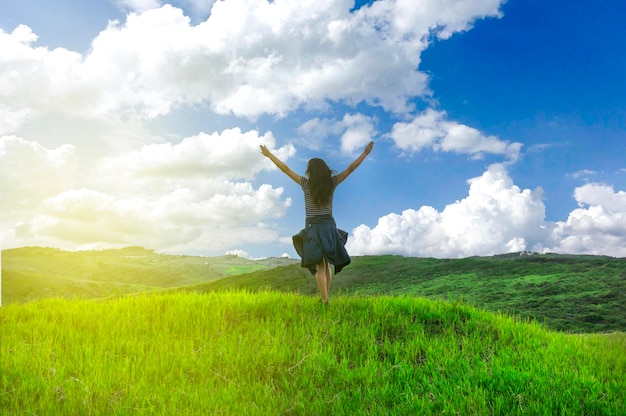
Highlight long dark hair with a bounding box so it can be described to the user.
[306,158,335,206]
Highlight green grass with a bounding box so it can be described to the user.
[1,247,296,304]
[223,264,267,276]
[4,247,626,333]
[3,248,624,413]
[2,292,625,415]
[190,254,626,333]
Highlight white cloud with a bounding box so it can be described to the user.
[0,128,294,253]
[347,164,549,258]
[348,165,626,258]
[0,136,78,211]
[94,127,295,189]
[547,184,626,257]
[339,114,376,153]
[0,25,85,129]
[389,108,522,160]
[226,249,248,258]
[0,108,32,136]
[574,183,626,212]
[26,182,290,253]
[297,118,338,143]
[116,0,162,13]
[0,1,506,131]
[388,0,504,40]
[116,0,217,18]
[11,1,623,259]
[298,113,375,153]
[570,169,599,179]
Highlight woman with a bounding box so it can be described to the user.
[260,141,374,304]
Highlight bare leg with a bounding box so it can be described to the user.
[325,258,332,294]
[316,256,330,303]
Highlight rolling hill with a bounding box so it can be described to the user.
[2,292,625,415]
[179,253,626,333]
[1,246,297,304]
[2,248,625,414]
[3,247,625,333]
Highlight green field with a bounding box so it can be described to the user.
[1,246,296,304]
[2,292,625,415]
[181,253,626,333]
[2,247,625,414]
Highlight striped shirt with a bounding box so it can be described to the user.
[301,176,339,218]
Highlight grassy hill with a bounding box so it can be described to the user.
[181,254,626,333]
[2,292,624,415]
[3,249,625,413]
[3,247,625,333]
[1,246,297,304]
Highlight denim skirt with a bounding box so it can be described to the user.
[292,214,351,275]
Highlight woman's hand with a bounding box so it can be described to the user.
[336,141,374,184]
[363,141,374,156]
[260,145,272,158]
[260,144,302,184]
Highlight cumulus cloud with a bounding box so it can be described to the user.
[339,114,377,153]
[348,164,626,258]
[298,113,375,153]
[0,136,78,210]
[547,184,626,257]
[297,118,337,142]
[29,182,288,252]
[573,184,626,212]
[0,25,85,130]
[387,0,504,40]
[347,164,549,258]
[389,109,522,160]
[7,0,623,259]
[94,127,295,189]
[0,128,294,253]
[0,1,505,131]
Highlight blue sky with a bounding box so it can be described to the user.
[1,0,625,259]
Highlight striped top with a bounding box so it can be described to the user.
[301,176,339,218]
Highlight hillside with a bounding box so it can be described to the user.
[2,292,624,415]
[182,254,626,333]
[3,247,625,333]
[1,246,297,304]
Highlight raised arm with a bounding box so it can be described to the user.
[260,145,302,184]
[336,141,374,184]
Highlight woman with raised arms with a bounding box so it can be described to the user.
[260,141,374,304]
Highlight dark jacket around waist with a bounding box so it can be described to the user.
[292,215,351,275]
